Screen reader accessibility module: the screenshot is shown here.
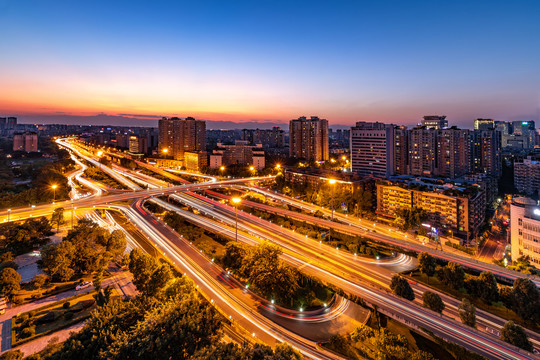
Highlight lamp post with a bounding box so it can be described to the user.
[220,166,225,177]
[97,151,103,169]
[51,184,58,203]
[232,197,241,241]
[328,179,336,221]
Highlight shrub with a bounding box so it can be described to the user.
[64,311,74,320]
[62,301,70,309]
[80,299,95,309]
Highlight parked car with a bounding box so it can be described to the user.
[75,281,93,291]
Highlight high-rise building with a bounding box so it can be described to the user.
[408,127,438,176]
[421,115,448,130]
[289,116,329,161]
[350,122,394,177]
[437,129,470,179]
[393,126,409,175]
[514,157,540,195]
[13,132,38,152]
[474,118,495,130]
[510,197,540,265]
[158,117,206,161]
[470,130,502,177]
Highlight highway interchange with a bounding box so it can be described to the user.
[1,137,538,360]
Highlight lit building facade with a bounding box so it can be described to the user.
[289,116,329,161]
[510,197,540,265]
[350,122,394,177]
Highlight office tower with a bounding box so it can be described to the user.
[470,130,502,177]
[437,129,470,178]
[289,116,329,161]
[350,122,395,177]
[474,118,495,130]
[421,115,448,130]
[129,135,148,154]
[158,117,206,161]
[510,197,540,264]
[408,127,438,176]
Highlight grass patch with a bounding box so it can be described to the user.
[12,273,101,306]
[12,289,98,346]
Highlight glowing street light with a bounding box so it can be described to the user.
[51,184,58,202]
[232,197,241,241]
[220,166,225,172]
[249,166,254,171]
[275,164,281,169]
[97,151,103,157]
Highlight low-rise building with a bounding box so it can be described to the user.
[209,140,265,170]
[510,197,540,265]
[184,151,208,172]
[376,178,485,243]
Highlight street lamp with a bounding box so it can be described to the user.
[328,179,336,221]
[232,197,241,241]
[51,184,58,202]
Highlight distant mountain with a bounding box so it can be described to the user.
[16,113,357,130]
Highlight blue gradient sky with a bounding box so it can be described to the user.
[0,0,539,127]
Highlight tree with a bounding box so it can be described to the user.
[31,274,49,290]
[422,291,445,313]
[390,275,415,301]
[418,252,436,278]
[40,241,75,281]
[458,298,476,328]
[146,263,173,297]
[0,267,21,297]
[128,248,157,295]
[438,262,465,289]
[510,278,540,324]
[51,207,65,232]
[0,350,23,360]
[477,272,499,305]
[500,321,533,352]
[106,230,127,258]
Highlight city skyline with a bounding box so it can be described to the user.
[1,1,539,127]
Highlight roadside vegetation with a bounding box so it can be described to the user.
[0,143,74,208]
[222,241,332,309]
[411,252,540,332]
[83,167,128,190]
[325,307,453,360]
[146,202,332,310]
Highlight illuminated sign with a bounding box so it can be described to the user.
[522,121,529,125]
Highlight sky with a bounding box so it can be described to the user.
[0,0,539,128]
